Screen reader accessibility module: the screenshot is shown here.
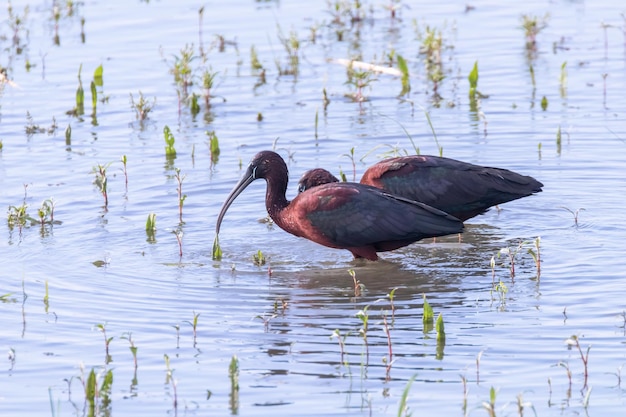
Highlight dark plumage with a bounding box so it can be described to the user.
[216,151,464,260]
[298,155,543,221]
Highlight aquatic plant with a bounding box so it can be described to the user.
[341,147,357,181]
[541,95,548,110]
[555,361,573,397]
[7,1,30,53]
[253,249,266,266]
[229,355,239,414]
[75,65,85,116]
[174,168,186,223]
[526,236,541,278]
[322,88,330,110]
[120,155,128,189]
[163,126,177,157]
[397,54,410,95]
[422,294,433,332]
[95,323,113,364]
[356,306,370,363]
[491,275,509,308]
[130,91,156,121]
[383,0,402,19]
[273,298,288,315]
[43,280,49,312]
[169,43,195,98]
[415,22,445,96]
[495,241,527,279]
[25,112,58,136]
[387,287,398,322]
[82,367,113,416]
[185,311,200,347]
[560,61,567,97]
[330,329,349,366]
[65,124,72,147]
[172,324,181,349]
[566,335,591,389]
[255,313,277,332]
[121,332,138,370]
[250,45,263,71]
[435,312,445,359]
[164,354,178,409]
[275,25,300,76]
[482,386,498,417]
[190,93,200,116]
[521,13,549,47]
[207,130,220,164]
[146,213,156,242]
[7,203,29,230]
[92,163,111,207]
[201,68,218,108]
[435,313,445,342]
[37,198,55,225]
[397,375,416,417]
[93,64,103,86]
[348,268,364,297]
[212,235,222,260]
[560,206,585,226]
[345,67,377,102]
[382,312,393,377]
[556,125,562,155]
[173,227,183,258]
[468,60,478,100]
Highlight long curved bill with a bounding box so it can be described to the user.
[215,165,256,235]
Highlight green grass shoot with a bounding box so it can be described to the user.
[422,294,433,325]
[388,287,398,321]
[435,313,445,342]
[190,93,200,116]
[253,249,266,266]
[43,280,49,312]
[212,235,222,260]
[146,213,156,233]
[93,64,103,86]
[90,80,97,111]
[73,64,84,116]
[482,386,498,417]
[397,54,410,95]
[468,60,478,97]
[250,45,263,71]
[397,374,416,417]
[207,130,220,163]
[541,95,548,110]
[163,125,177,156]
[65,124,72,145]
[229,354,240,413]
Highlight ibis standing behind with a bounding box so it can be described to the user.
[297,155,543,221]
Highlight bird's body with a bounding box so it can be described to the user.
[298,155,543,221]
[216,151,464,261]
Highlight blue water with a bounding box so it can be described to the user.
[1,0,625,415]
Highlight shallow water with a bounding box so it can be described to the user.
[1,0,626,416]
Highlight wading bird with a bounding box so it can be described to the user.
[298,155,543,221]
[216,151,464,261]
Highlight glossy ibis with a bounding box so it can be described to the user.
[298,155,543,221]
[215,151,464,261]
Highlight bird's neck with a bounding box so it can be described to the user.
[265,174,290,221]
